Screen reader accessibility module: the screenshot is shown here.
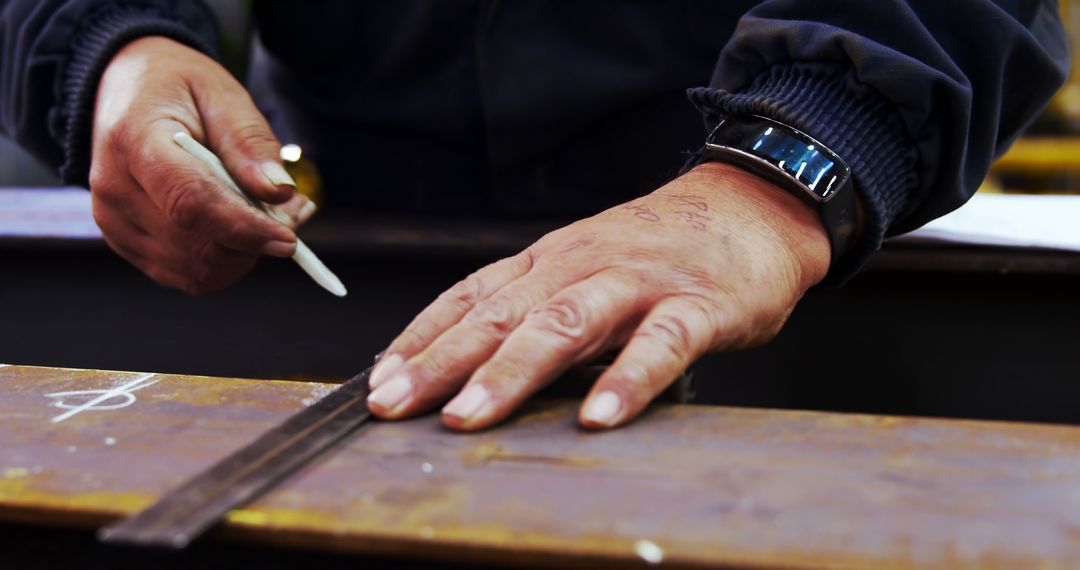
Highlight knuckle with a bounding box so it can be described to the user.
[87,168,113,196]
[224,118,276,153]
[517,247,537,273]
[465,294,521,336]
[526,295,589,342]
[104,120,142,157]
[438,273,486,311]
[88,171,131,210]
[161,177,207,230]
[393,319,443,355]
[190,239,218,267]
[638,314,694,361]
[412,350,461,384]
[90,199,113,229]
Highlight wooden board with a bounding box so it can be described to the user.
[2,364,1080,569]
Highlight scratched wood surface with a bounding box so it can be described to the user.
[2,364,1080,569]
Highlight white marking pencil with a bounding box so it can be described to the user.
[172,131,347,297]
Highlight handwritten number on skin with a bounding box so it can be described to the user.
[666,195,709,212]
[623,203,661,222]
[674,210,710,231]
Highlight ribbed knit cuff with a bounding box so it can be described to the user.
[686,62,917,285]
[58,4,220,186]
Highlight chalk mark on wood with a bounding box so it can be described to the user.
[46,373,159,424]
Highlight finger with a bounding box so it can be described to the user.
[366,268,569,419]
[579,294,725,429]
[134,221,257,291]
[438,271,645,431]
[98,173,259,269]
[98,215,199,293]
[269,193,318,230]
[94,198,255,292]
[97,172,259,273]
[118,221,255,293]
[130,124,298,257]
[125,183,260,270]
[368,250,535,388]
[191,72,296,204]
[105,237,198,292]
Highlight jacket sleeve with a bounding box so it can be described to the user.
[0,0,221,186]
[687,0,1070,282]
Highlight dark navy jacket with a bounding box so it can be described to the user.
[0,1,1069,278]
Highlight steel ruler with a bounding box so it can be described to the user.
[99,366,376,548]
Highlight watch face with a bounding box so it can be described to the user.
[706,116,850,201]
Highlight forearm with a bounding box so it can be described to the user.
[688,0,1069,282]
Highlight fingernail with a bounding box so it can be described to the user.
[442,384,491,422]
[367,373,412,414]
[296,199,318,225]
[261,161,296,189]
[369,353,403,389]
[582,391,623,427]
[261,239,297,257]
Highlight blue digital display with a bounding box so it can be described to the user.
[706,116,848,199]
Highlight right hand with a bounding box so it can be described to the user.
[89,36,316,294]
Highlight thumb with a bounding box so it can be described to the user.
[195,80,296,206]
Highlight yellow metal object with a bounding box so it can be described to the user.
[986,2,1080,193]
[985,138,1080,195]
[1048,1,1080,126]
[992,138,1080,174]
[280,144,324,207]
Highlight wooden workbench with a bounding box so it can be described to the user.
[3,364,1079,569]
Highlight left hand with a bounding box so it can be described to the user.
[366,161,832,430]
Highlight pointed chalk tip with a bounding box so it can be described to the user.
[324,275,347,298]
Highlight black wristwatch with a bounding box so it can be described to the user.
[700,114,859,265]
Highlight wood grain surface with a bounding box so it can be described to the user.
[2,364,1080,569]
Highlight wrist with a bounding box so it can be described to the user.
[61,4,220,187]
[684,161,831,290]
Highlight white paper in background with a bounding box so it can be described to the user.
[892,193,1080,252]
[0,187,101,239]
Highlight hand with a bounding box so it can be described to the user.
[89,37,316,293]
[366,161,832,430]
